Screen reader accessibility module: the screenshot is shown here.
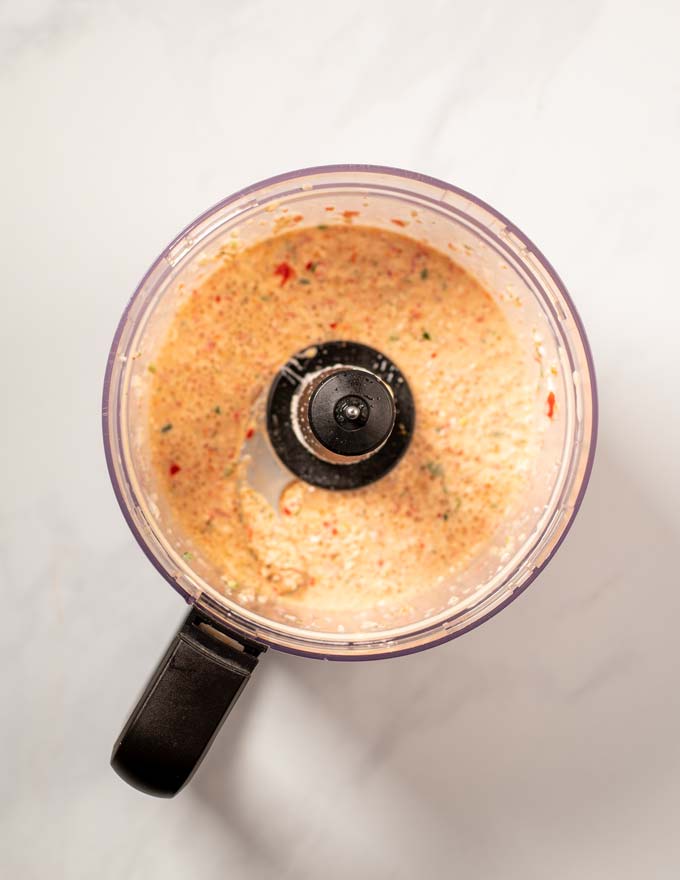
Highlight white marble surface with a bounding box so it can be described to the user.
[2,0,679,877]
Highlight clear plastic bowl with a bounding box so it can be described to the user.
[103,165,597,659]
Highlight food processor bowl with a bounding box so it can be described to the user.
[104,166,596,797]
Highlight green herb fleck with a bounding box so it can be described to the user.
[452,494,462,512]
[160,423,173,433]
[147,364,157,374]
[213,406,221,414]
[308,262,318,272]
[223,464,235,478]
[422,330,432,341]
[424,460,444,478]
[317,224,329,230]
[298,278,311,285]
[420,267,429,280]
[490,430,504,438]
[182,551,193,562]
[388,334,400,342]
[442,512,449,521]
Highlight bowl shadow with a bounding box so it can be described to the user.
[189,431,679,875]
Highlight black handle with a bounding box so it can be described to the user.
[111,608,266,797]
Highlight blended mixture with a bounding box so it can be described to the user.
[149,224,541,612]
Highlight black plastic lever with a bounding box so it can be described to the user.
[111,608,265,797]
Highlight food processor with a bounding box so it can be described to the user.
[103,165,597,797]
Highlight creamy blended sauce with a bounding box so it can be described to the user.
[149,225,539,612]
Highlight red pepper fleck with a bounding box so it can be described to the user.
[350,252,357,263]
[325,206,335,212]
[293,214,303,222]
[305,260,314,270]
[431,352,437,358]
[329,322,338,329]
[332,528,338,535]
[343,210,359,219]
[546,391,556,419]
[274,262,294,285]
[169,463,181,476]
[377,559,384,567]
[214,295,221,302]
[233,411,240,422]
[391,218,407,227]
[245,428,254,439]
[283,507,292,516]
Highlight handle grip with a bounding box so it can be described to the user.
[111,608,265,797]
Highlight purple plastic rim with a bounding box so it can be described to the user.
[102,164,598,661]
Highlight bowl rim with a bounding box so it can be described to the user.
[102,163,598,660]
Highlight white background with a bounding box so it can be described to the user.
[2,1,679,877]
